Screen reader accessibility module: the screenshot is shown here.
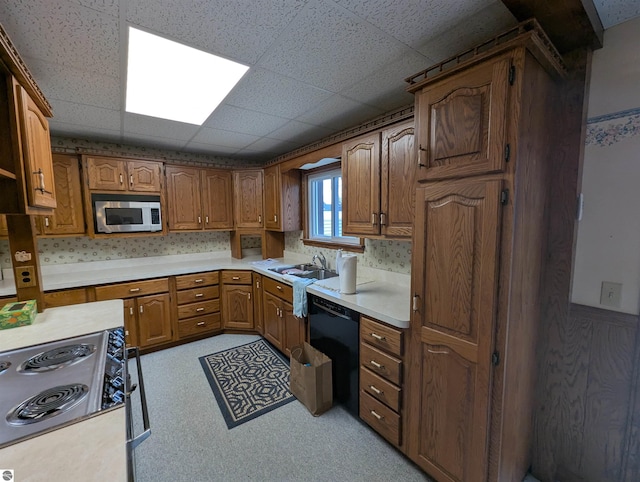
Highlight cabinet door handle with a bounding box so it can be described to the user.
[195,293,204,298]
[418,144,427,167]
[130,175,134,187]
[371,213,377,225]
[379,212,386,226]
[370,410,384,421]
[427,348,450,355]
[194,279,204,283]
[205,216,209,224]
[198,216,202,224]
[370,360,383,369]
[370,332,386,341]
[44,217,49,227]
[256,280,260,289]
[196,307,205,312]
[129,307,134,315]
[139,305,144,314]
[129,288,141,293]
[248,292,251,300]
[412,294,419,312]
[197,321,206,326]
[119,173,124,184]
[32,168,52,194]
[258,214,262,223]
[274,215,277,223]
[369,385,383,395]
[232,276,240,280]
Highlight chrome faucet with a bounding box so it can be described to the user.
[312,252,327,270]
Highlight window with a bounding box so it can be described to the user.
[306,167,360,246]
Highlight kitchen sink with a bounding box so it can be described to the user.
[268,264,338,280]
[298,269,338,280]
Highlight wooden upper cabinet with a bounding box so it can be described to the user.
[342,131,381,236]
[15,81,56,210]
[409,178,502,481]
[86,156,162,193]
[39,154,84,235]
[381,121,415,238]
[202,169,233,229]
[166,166,202,230]
[166,165,233,231]
[264,164,301,232]
[234,170,263,228]
[414,55,511,181]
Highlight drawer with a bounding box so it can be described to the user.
[360,316,403,357]
[95,278,169,300]
[360,367,401,412]
[262,276,293,302]
[360,342,402,385]
[44,288,88,308]
[177,313,221,339]
[175,271,219,290]
[221,270,252,285]
[177,299,220,320]
[176,285,219,305]
[360,391,401,446]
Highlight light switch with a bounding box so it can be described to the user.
[600,281,622,308]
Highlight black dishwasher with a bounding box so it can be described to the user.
[308,294,360,417]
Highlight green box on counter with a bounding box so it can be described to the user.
[0,299,37,330]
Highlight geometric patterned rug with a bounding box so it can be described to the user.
[199,338,295,429]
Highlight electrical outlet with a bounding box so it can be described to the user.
[15,265,36,288]
[600,281,622,308]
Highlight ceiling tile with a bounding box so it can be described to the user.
[189,128,261,149]
[49,122,122,143]
[184,142,240,155]
[120,133,188,150]
[335,0,495,48]
[49,100,121,131]
[244,136,300,153]
[296,95,384,131]
[202,105,290,137]
[594,0,640,28]
[123,113,200,141]
[126,0,308,64]
[0,0,119,77]
[223,68,334,119]
[266,120,337,144]
[417,2,516,62]
[257,0,408,92]
[23,56,120,110]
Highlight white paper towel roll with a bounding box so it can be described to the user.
[339,254,357,294]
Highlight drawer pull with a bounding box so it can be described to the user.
[195,293,204,298]
[276,285,283,291]
[197,321,206,326]
[232,276,240,280]
[371,410,384,421]
[370,333,386,341]
[194,279,204,283]
[129,288,141,293]
[427,348,450,355]
[196,307,205,312]
[369,385,383,395]
[370,360,383,369]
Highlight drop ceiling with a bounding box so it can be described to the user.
[0,0,638,164]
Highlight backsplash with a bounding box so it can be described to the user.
[0,232,230,268]
[284,231,411,275]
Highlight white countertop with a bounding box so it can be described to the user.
[0,300,127,481]
[0,251,411,328]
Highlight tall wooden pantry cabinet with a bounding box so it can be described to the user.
[404,21,566,482]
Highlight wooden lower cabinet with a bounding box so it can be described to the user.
[221,270,253,330]
[43,287,88,309]
[95,278,172,350]
[262,276,304,356]
[359,316,404,448]
[263,291,283,350]
[175,271,221,339]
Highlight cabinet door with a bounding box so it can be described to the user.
[41,154,84,235]
[415,55,510,181]
[202,169,233,229]
[381,122,415,238]
[87,157,127,191]
[233,170,263,228]
[253,274,264,335]
[408,178,502,482]
[166,166,202,230]
[0,215,8,237]
[15,82,56,209]
[283,300,304,356]
[263,291,283,350]
[263,165,281,230]
[137,293,172,348]
[123,298,138,349]
[342,132,380,236]
[222,284,254,330]
[128,160,162,192]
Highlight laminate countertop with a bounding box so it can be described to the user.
[0,252,411,328]
[0,300,127,482]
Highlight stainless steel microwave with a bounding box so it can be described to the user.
[93,196,162,234]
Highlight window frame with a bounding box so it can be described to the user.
[301,163,364,252]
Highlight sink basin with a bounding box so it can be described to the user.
[268,264,338,280]
[297,269,339,280]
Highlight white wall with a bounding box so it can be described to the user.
[571,16,640,314]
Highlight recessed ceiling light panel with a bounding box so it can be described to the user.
[126,27,249,125]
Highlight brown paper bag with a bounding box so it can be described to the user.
[290,342,333,416]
